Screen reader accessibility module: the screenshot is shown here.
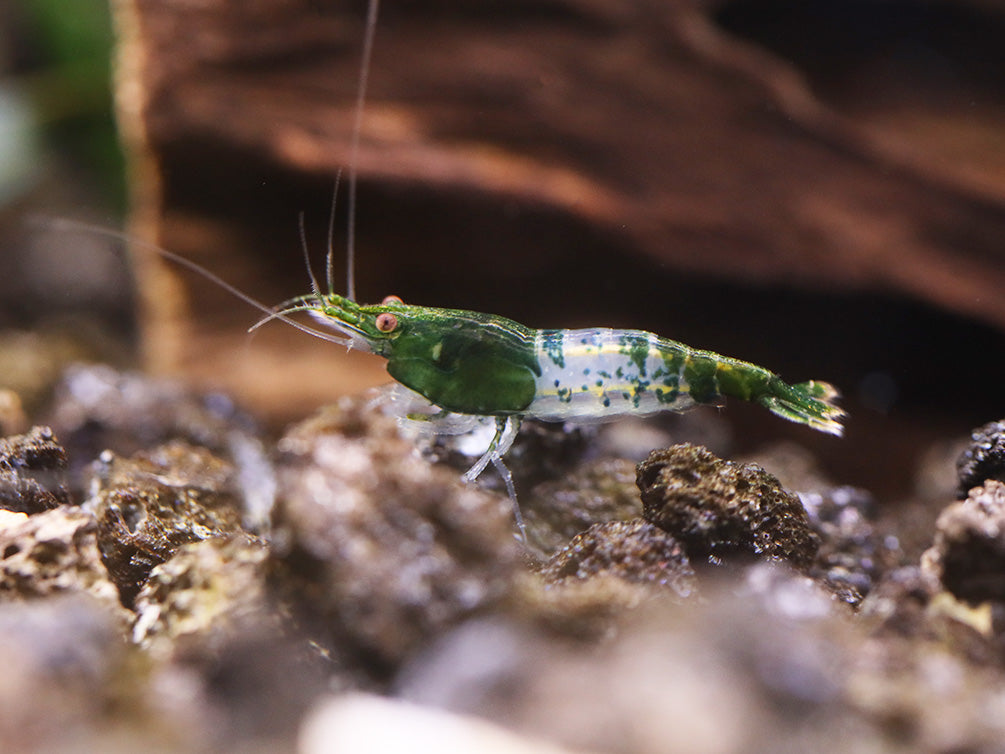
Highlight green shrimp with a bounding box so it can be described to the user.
[268,290,845,488]
[43,0,845,539]
[45,214,846,538]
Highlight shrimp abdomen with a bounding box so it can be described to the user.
[526,328,845,434]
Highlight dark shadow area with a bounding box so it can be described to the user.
[713,0,1004,104]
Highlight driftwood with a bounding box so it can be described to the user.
[111,0,1005,429]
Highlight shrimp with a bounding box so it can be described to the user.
[266,290,845,484]
[41,0,845,539]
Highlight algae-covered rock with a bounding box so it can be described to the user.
[539,519,695,598]
[89,440,245,606]
[957,419,1005,497]
[0,505,120,609]
[921,480,1005,606]
[636,443,820,569]
[132,534,272,658]
[274,397,521,669]
[0,425,71,513]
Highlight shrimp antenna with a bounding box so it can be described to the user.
[346,0,380,302]
[325,169,342,298]
[298,211,323,300]
[32,216,352,348]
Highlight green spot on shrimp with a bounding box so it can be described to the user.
[631,379,650,407]
[660,346,685,377]
[656,386,680,404]
[619,333,651,376]
[684,354,718,403]
[541,329,565,368]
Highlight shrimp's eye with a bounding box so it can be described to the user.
[375,312,398,333]
[381,295,403,305]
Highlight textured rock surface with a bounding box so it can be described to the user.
[922,480,1005,606]
[636,444,820,569]
[89,441,245,606]
[8,363,1005,752]
[273,399,521,669]
[132,534,272,658]
[539,519,695,599]
[0,426,71,513]
[523,458,641,557]
[46,365,274,528]
[957,419,1005,496]
[800,485,902,605]
[0,506,120,609]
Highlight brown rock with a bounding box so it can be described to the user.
[0,426,71,514]
[636,443,820,569]
[922,480,1005,605]
[539,519,695,599]
[89,441,244,606]
[0,506,120,609]
[273,397,521,670]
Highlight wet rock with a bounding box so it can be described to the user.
[275,402,522,671]
[859,566,939,637]
[0,425,71,513]
[523,458,641,556]
[132,535,328,747]
[921,480,1005,606]
[539,519,695,599]
[800,485,902,605]
[636,444,820,570]
[400,571,1005,753]
[132,535,272,658]
[47,365,274,526]
[859,567,998,664]
[844,637,1005,753]
[957,419,1005,496]
[743,444,900,604]
[89,441,245,606]
[0,505,120,609]
[194,629,330,748]
[273,397,521,671]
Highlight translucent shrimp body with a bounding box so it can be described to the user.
[527,328,843,433]
[299,294,846,436]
